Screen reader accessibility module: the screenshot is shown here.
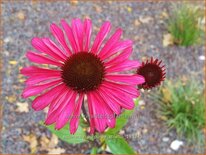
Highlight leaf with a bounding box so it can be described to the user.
[163,33,174,47]
[90,147,98,154]
[105,135,136,154]
[23,134,38,153]
[16,102,29,113]
[40,134,59,151]
[48,147,65,154]
[106,99,139,134]
[40,122,87,144]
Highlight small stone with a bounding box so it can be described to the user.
[199,55,205,61]
[170,140,184,151]
[4,37,11,43]
[17,11,25,20]
[134,19,141,27]
[162,137,170,142]
[119,130,125,135]
[139,16,153,24]
[138,100,145,106]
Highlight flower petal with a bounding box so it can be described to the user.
[61,19,78,53]
[83,19,92,51]
[50,23,72,54]
[71,18,84,52]
[91,21,111,54]
[31,83,65,111]
[70,94,84,134]
[26,51,63,67]
[98,28,122,58]
[22,79,62,98]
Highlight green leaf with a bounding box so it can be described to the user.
[105,135,136,154]
[40,121,87,144]
[90,147,98,154]
[106,99,139,134]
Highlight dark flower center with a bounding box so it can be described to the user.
[61,52,105,93]
[137,58,166,89]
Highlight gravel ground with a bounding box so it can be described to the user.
[1,1,205,154]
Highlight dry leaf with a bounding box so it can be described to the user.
[134,19,141,27]
[94,5,102,13]
[70,0,78,5]
[127,7,132,13]
[163,33,174,47]
[162,87,172,102]
[48,148,65,154]
[23,134,38,153]
[40,134,59,151]
[16,102,29,113]
[6,95,17,103]
[9,60,17,65]
[139,16,153,24]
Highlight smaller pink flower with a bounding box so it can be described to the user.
[21,18,145,134]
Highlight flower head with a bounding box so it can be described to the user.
[137,57,166,89]
[21,18,145,134]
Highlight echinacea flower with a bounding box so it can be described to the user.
[21,18,145,134]
[137,57,166,89]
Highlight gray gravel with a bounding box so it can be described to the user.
[1,1,205,154]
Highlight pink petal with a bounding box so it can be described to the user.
[87,92,107,132]
[26,51,63,67]
[100,85,135,110]
[22,79,62,98]
[105,74,145,85]
[31,83,65,111]
[25,74,61,86]
[105,47,132,66]
[102,81,139,97]
[71,18,84,52]
[20,66,60,77]
[93,91,116,128]
[87,94,96,134]
[61,19,78,53]
[70,94,84,134]
[97,88,121,115]
[50,23,72,55]
[31,37,66,61]
[54,92,77,129]
[42,38,68,60]
[83,19,92,51]
[106,60,141,73]
[91,21,111,54]
[101,40,133,60]
[98,28,122,58]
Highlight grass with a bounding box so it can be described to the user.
[151,79,205,143]
[167,3,204,46]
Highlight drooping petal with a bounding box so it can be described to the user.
[87,92,107,132]
[50,23,72,55]
[61,19,78,53]
[26,51,63,67]
[54,92,77,129]
[70,94,84,134]
[31,83,65,111]
[83,19,92,51]
[91,21,111,54]
[22,79,62,98]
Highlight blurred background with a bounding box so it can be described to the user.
[1,0,205,154]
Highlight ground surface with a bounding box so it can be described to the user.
[1,1,205,154]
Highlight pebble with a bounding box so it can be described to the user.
[170,140,184,151]
[162,137,170,142]
[198,55,205,61]
[139,100,145,106]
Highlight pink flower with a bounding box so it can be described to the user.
[21,18,145,134]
